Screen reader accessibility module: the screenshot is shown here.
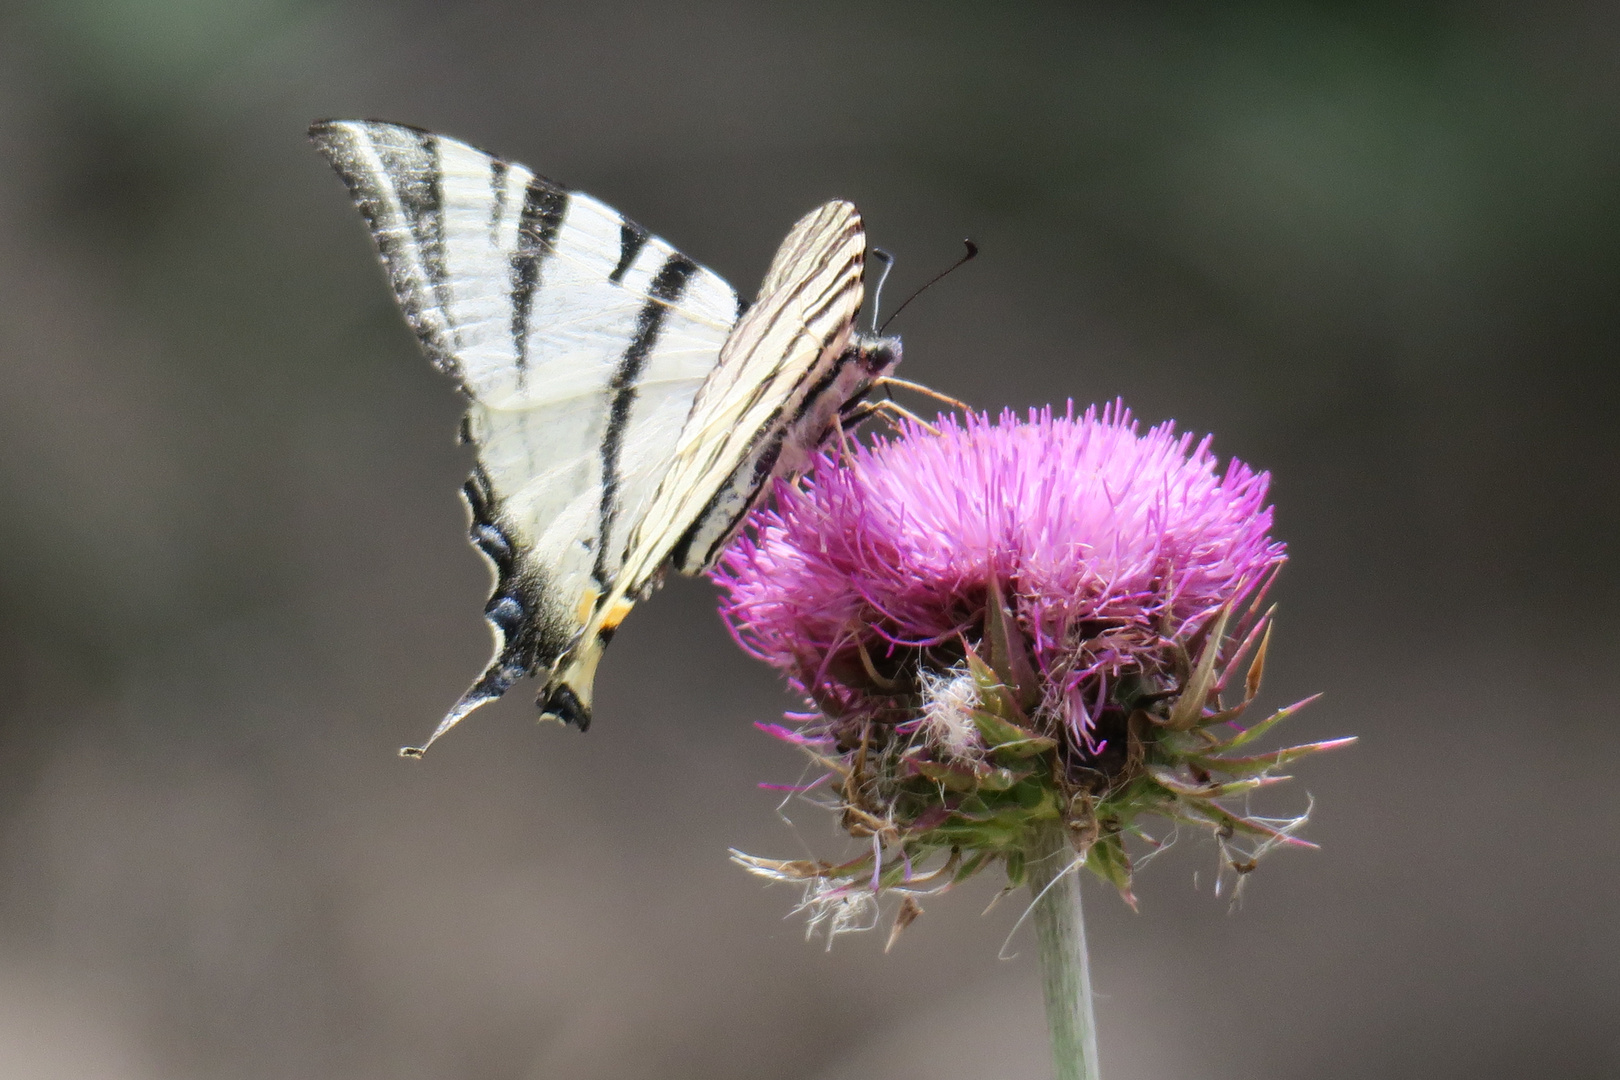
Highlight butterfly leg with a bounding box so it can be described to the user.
[874,376,967,412]
[838,400,884,428]
[839,398,940,434]
[874,399,939,433]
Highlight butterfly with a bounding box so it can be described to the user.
[310,120,901,753]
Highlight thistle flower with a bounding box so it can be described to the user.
[714,402,1348,930]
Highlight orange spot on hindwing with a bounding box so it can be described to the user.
[597,597,635,642]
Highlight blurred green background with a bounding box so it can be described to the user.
[1,1,1615,1077]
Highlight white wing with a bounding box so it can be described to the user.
[311,120,743,746]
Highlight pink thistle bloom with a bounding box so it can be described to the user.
[717,401,1343,928]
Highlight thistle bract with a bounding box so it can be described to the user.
[714,402,1346,936]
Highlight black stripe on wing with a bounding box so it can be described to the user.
[610,222,649,283]
[374,129,461,359]
[312,121,459,376]
[509,180,570,371]
[593,253,699,587]
[487,159,510,243]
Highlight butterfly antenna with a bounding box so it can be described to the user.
[868,248,895,334]
[878,239,978,335]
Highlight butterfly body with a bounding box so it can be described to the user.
[311,119,899,748]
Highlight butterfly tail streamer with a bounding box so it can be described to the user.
[401,624,612,755]
[400,636,538,758]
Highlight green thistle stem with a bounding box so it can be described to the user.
[1027,821,1101,1080]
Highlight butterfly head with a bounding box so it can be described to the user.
[851,331,902,378]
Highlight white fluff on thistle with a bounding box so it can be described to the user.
[919,667,983,761]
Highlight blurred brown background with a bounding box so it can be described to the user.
[1,1,1616,1077]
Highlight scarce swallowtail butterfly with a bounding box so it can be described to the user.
[311,120,901,753]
